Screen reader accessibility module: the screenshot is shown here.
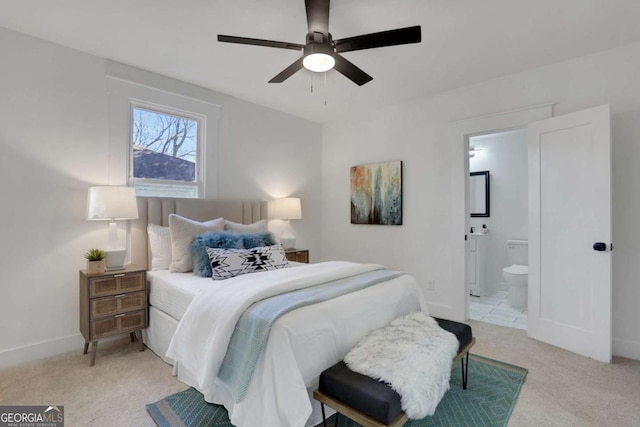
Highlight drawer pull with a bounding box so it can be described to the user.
[113,274,125,278]
[114,294,126,298]
[114,314,126,318]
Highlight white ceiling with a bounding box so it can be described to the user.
[1,0,640,123]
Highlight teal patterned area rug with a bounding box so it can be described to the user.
[146,354,527,427]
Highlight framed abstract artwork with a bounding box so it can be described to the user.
[350,160,403,225]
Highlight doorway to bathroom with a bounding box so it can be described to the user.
[466,129,528,330]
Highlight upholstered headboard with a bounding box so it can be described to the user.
[130,197,268,269]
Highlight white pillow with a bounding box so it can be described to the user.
[147,224,171,271]
[224,219,268,233]
[206,244,288,280]
[169,214,225,272]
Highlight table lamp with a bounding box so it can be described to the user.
[270,197,302,249]
[87,186,139,270]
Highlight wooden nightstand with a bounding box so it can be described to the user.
[79,265,147,366]
[284,249,309,263]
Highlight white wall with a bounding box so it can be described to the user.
[321,41,640,360]
[469,130,528,292]
[217,97,322,253]
[0,27,322,368]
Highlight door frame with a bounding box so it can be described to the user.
[449,103,553,321]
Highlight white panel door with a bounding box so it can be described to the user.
[528,104,611,362]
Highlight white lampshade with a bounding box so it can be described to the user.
[270,198,302,220]
[86,186,138,271]
[87,186,139,221]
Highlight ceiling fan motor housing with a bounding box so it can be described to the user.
[302,32,336,72]
[304,32,334,56]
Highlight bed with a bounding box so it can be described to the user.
[131,197,426,427]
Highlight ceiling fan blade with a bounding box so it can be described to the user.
[305,0,330,34]
[333,54,373,86]
[269,57,305,83]
[334,25,421,53]
[218,35,304,51]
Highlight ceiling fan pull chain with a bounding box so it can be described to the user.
[324,71,327,106]
[310,74,314,93]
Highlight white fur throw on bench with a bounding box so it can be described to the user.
[344,312,459,419]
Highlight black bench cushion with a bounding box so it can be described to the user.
[434,317,473,352]
[318,318,473,425]
[319,360,403,425]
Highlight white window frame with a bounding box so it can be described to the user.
[129,99,206,198]
[107,71,220,199]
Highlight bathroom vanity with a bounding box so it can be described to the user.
[467,233,488,297]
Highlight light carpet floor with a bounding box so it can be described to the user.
[1,320,639,426]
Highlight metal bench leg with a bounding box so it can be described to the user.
[320,403,327,427]
[461,351,470,390]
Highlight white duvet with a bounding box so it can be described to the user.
[166,261,425,427]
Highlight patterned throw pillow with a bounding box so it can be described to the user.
[191,231,245,277]
[206,244,289,280]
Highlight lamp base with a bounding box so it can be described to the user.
[105,249,127,271]
[280,235,296,250]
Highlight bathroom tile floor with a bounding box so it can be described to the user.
[469,290,527,330]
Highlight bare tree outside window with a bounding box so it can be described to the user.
[132,108,198,182]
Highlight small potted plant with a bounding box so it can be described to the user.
[85,248,106,274]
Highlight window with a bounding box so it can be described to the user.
[130,102,204,198]
[108,73,219,198]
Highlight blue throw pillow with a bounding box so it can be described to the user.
[242,232,277,249]
[192,231,244,277]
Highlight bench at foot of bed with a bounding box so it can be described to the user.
[313,318,475,427]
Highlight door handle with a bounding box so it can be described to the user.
[593,242,607,251]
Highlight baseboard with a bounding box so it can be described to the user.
[426,302,452,310]
[0,334,85,370]
[489,282,509,293]
[427,302,463,322]
[613,337,640,361]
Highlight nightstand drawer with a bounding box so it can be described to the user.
[91,309,147,339]
[285,249,309,263]
[90,291,146,319]
[89,272,145,298]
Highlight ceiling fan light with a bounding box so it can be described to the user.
[303,53,335,72]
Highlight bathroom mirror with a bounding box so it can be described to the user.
[470,171,490,217]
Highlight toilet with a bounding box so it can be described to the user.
[503,240,528,308]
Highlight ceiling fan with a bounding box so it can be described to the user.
[217,0,422,86]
